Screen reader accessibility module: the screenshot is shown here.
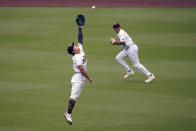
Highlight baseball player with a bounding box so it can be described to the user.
[64,15,92,125]
[110,23,155,82]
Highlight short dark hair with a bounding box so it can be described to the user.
[113,23,120,29]
[67,42,75,56]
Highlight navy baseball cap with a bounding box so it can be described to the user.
[113,23,120,29]
[67,42,75,56]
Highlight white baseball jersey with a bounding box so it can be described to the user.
[72,43,87,73]
[117,29,135,50]
[70,43,87,100]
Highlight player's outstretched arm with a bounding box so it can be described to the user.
[110,38,125,45]
[78,27,83,45]
[112,41,125,45]
[78,65,93,84]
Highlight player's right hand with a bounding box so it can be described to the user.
[110,38,116,44]
[88,78,93,84]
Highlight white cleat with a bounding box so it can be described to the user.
[124,70,134,79]
[145,74,155,83]
[64,112,72,125]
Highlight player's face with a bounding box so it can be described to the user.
[73,46,80,54]
[114,27,120,33]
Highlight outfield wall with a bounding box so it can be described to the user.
[0,0,196,8]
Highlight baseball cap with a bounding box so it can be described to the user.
[113,23,120,29]
[67,42,75,56]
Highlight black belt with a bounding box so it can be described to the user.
[125,43,135,50]
[75,72,81,74]
[125,46,130,50]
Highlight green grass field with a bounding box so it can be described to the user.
[0,7,196,131]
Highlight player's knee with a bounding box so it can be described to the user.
[133,62,141,68]
[70,96,78,101]
[115,55,121,61]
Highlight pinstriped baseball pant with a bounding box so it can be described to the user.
[115,44,151,76]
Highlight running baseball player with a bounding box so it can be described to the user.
[64,15,92,125]
[110,23,155,82]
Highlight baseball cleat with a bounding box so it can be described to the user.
[145,74,155,83]
[64,112,72,125]
[124,70,134,79]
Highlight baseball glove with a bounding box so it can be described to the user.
[76,14,85,26]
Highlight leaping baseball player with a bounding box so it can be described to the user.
[64,15,93,125]
[110,23,155,82]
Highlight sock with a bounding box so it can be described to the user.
[68,99,76,114]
